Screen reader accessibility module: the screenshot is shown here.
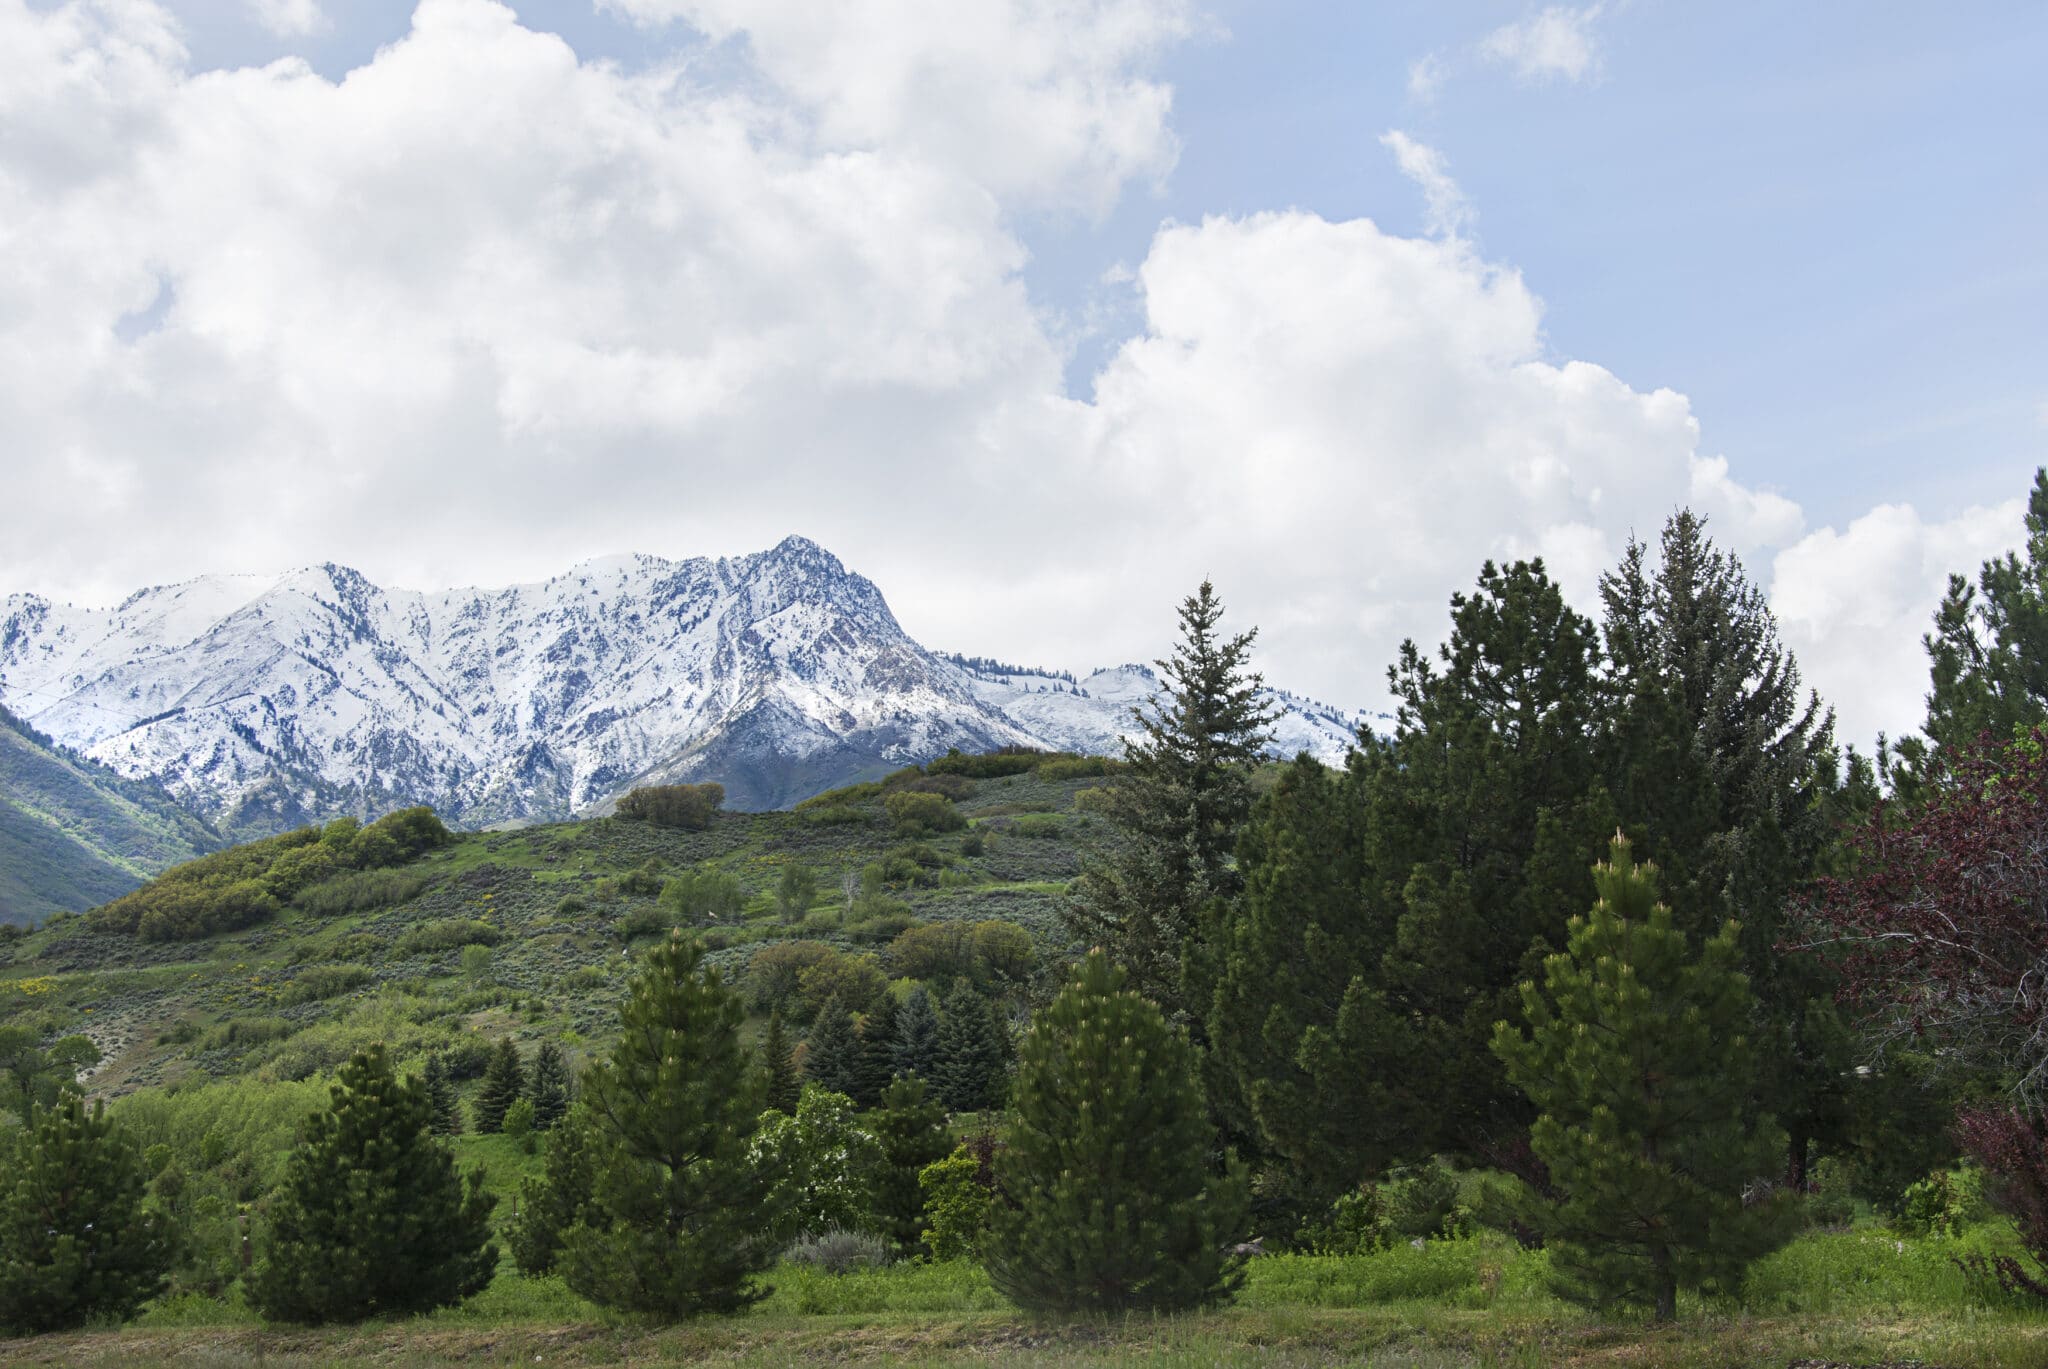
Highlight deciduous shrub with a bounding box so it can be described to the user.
[750,1086,885,1243]
[394,920,501,956]
[615,782,725,830]
[661,868,746,920]
[295,868,430,917]
[884,791,966,837]
[747,941,839,1015]
[783,1229,891,1274]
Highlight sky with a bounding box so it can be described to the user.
[2,0,2043,751]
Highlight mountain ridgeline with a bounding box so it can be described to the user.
[0,538,1371,920]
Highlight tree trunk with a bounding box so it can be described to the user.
[1786,1130,1809,1190]
[1652,1245,1676,1322]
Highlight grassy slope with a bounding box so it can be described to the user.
[0,767,1103,1098]
[0,708,221,926]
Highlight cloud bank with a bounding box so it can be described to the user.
[0,0,2019,750]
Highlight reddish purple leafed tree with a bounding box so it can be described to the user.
[1807,728,2048,1294]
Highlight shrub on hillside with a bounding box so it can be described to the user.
[281,965,372,1006]
[394,920,502,956]
[884,791,966,837]
[615,782,725,830]
[926,748,1048,779]
[1035,756,1118,781]
[747,941,840,1015]
[662,868,746,920]
[294,868,429,917]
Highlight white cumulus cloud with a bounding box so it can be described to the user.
[1379,130,1472,239]
[247,0,326,38]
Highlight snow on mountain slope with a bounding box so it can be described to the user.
[0,539,1377,831]
[953,660,1380,763]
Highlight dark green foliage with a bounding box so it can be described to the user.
[933,981,1009,1113]
[762,1008,800,1115]
[987,951,1249,1314]
[508,1105,600,1277]
[927,747,1048,778]
[1067,580,1276,1018]
[0,1024,102,1122]
[746,939,838,1015]
[869,1074,953,1255]
[803,992,863,1098]
[1597,513,1847,1182]
[615,782,725,830]
[884,790,966,836]
[528,1042,572,1131]
[559,935,779,1318]
[472,1039,525,1134]
[775,863,818,920]
[0,1096,171,1333]
[616,859,667,898]
[1912,467,2048,766]
[893,984,941,1082]
[247,1045,497,1323]
[850,993,901,1108]
[423,1054,463,1137]
[1491,838,1797,1321]
[393,919,501,956]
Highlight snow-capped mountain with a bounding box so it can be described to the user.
[0,538,1369,832]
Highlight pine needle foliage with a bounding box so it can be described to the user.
[528,1042,572,1131]
[0,1096,171,1334]
[422,1053,463,1136]
[1065,581,1276,1019]
[762,1008,800,1115]
[803,992,862,1098]
[472,1038,525,1134]
[1490,836,1797,1321]
[247,1044,498,1323]
[508,1104,601,1277]
[933,981,1009,1112]
[986,951,1249,1315]
[559,934,780,1318]
[869,1073,954,1255]
[892,984,941,1081]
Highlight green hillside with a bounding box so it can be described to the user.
[0,753,1113,1100]
[0,705,222,927]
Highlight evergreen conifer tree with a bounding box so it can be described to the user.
[892,984,941,1081]
[559,934,779,1317]
[851,993,901,1108]
[933,981,1008,1113]
[0,1096,171,1334]
[803,992,863,1098]
[1490,837,1797,1321]
[423,1053,463,1136]
[247,1045,497,1323]
[868,1074,953,1255]
[1065,581,1276,1019]
[472,1038,525,1134]
[528,1042,571,1131]
[508,1104,600,1277]
[762,1008,800,1115]
[986,951,1249,1314]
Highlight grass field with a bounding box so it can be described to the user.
[3,1228,2042,1367]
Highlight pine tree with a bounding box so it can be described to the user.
[248,1045,498,1323]
[529,1042,572,1131]
[423,1053,463,1136]
[892,984,941,1081]
[0,1096,171,1334]
[1490,837,1797,1321]
[1065,581,1277,1019]
[803,992,863,1098]
[472,1038,525,1134]
[762,1008,800,1115]
[986,951,1249,1314]
[559,934,780,1317]
[851,993,901,1108]
[868,1074,953,1255]
[933,981,1008,1113]
[508,1104,600,1277]
[1597,512,1848,1184]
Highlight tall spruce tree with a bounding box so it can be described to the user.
[472,1039,525,1135]
[1491,837,1797,1321]
[933,981,1008,1113]
[986,951,1249,1314]
[869,1074,953,1255]
[248,1045,498,1323]
[528,1042,572,1131]
[852,993,902,1108]
[559,935,779,1317]
[803,992,862,1099]
[892,985,941,1081]
[762,1008,800,1115]
[0,1096,171,1334]
[1597,511,1847,1183]
[1882,467,2048,786]
[423,1053,463,1136]
[1066,581,1277,1019]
